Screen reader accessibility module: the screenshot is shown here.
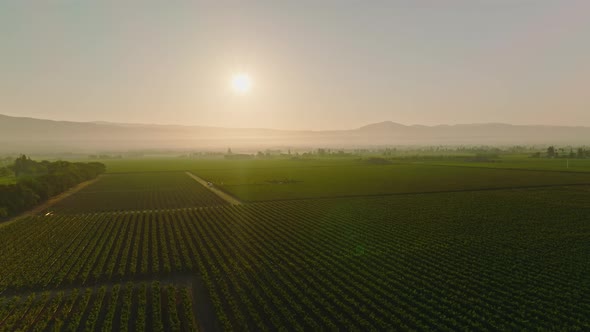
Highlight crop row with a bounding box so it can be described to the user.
[0,187,589,329]
[50,172,227,213]
[0,282,198,332]
[193,163,590,202]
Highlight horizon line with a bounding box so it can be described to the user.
[2,113,590,131]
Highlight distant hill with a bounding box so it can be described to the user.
[1,114,590,153]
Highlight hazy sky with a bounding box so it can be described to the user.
[1,1,589,130]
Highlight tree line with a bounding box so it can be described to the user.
[0,155,105,218]
[531,147,590,159]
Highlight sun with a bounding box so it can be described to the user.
[231,73,252,94]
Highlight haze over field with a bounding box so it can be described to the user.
[2,1,590,132]
[2,3,590,330]
[3,114,590,153]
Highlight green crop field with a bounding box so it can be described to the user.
[2,185,590,329]
[1,158,589,330]
[50,172,228,213]
[192,162,590,201]
[98,156,590,175]
[0,282,198,332]
[99,157,360,174]
[420,157,590,172]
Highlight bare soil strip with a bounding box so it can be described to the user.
[185,171,242,205]
[193,274,220,332]
[0,176,101,227]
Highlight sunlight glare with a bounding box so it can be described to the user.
[231,73,252,94]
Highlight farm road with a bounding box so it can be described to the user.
[185,171,242,205]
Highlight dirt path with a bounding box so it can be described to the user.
[185,171,242,205]
[0,176,100,227]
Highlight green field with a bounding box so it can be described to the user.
[51,172,228,213]
[95,157,590,202]
[193,162,590,201]
[0,282,197,331]
[98,156,590,174]
[420,157,590,172]
[98,157,359,173]
[1,158,589,330]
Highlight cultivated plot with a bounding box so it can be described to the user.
[0,186,588,330]
[194,163,590,201]
[50,172,228,213]
[98,157,359,173]
[0,282,198,332]
[421,157,590,172]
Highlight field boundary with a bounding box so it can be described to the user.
[186,171,242,205]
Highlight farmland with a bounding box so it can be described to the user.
[51,172,227,213]
[193,162,590,201]
[97,155,590,175]
[94,157,590,202]
[0,158,589,330]
[420,157,590,172]
[0,282,198,331]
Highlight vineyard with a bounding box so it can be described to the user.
[422,158,590,172]
[0,282,198,331]
[193,163,590,201]
[50,172,228,213]
[0,183,589,330]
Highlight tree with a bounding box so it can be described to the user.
[0,157,105,218]
[547,146,556,158]
[9,155,47,177]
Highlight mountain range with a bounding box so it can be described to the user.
[1,114,590,153]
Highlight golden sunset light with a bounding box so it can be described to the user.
[230,73,252,95]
